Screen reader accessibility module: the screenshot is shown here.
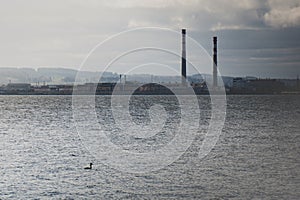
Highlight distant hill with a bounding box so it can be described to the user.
[0,67,234,87]
[0,68,39,83]
[0,67,119,84]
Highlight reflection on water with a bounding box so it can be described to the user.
[0,95,299,199]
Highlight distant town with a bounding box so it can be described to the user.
[0,76,299,95]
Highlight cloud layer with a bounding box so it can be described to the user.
[0,0,299,78]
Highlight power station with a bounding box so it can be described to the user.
[181,29,218,88]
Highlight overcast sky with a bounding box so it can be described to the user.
[0,0,300,78]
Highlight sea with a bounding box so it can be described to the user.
[0,95,299,199]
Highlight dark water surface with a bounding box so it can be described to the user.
[0,95,299,199]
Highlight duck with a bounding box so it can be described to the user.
[84,163,93,170]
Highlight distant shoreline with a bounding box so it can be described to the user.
[1,79,299,96]
[0,92,299,96]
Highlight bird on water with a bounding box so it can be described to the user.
[84,163,93,169]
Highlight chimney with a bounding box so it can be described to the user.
[213,36,218,88]
[181,29,187,85]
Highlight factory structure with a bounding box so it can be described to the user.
[181,30,219,89]
[0,29,298,95]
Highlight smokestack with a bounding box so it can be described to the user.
[181,29,187,85]
[213,36,218,87]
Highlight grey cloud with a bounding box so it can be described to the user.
[264,0,300,28]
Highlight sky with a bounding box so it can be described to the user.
[0,0,300,78]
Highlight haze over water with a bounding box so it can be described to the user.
[0,95,299,199]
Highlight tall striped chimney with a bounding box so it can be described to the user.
[213,36,218,87]
[181,29,187,85]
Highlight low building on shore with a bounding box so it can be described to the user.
[6,83,32,92]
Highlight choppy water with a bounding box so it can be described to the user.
[0,95,299,199]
